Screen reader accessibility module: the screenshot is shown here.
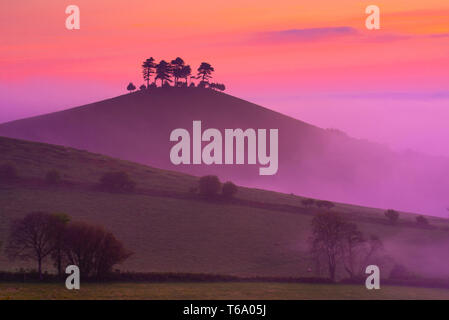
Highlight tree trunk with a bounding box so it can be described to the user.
[38,257,43,280]
[329,264,336,282]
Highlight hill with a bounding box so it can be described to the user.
[1,136,449,279]
[0,88,448,216]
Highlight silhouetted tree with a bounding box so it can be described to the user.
[139,84,146,90]
[63,222,132,278]
[0,163,18,181]
[126,82,136,92]
[416,215,429,226]
[302,198,315,208]
[309,212,347,281]
[316,200,335,210]
[197,62,214,84]
[339,222,365,279]
[198,175,221,198]
[209,83,226,91]
[170,57,185,86]
[99,171,136,192]
[6,212,62,279]
[142,57,156,87]
[45,169,61,185]
[198,80,209,88]
[155,60,172,86]
[180,65,192,85]
[222,181,238,199]
[384,209,399,225]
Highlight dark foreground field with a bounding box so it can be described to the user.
[1,282,449,300]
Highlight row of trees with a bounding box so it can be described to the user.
[196,175,238,199]
[384,209,429,226]
[5,212,131,279]
[126,57,226,92]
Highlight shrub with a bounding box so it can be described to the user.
[126,82,136,92]
[416,215,429,226]
[316,200,335,210]
[99,171,136,192]
[301,198,315,208]
[6,211,65,279]
[0,163,18,181]
[198,81,208,88]
[384,209,399,225]
[198,175,221,198]
[139,84,147,90]
[45,170,61,185]
[63,222,132,278]
[189,83,196,88]
[222,181,238,199]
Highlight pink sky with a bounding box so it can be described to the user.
[1,0,448,156]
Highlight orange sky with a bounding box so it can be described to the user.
[0,0,448,156]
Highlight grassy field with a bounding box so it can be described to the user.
[1,282,449,300]
[1,136,449,279]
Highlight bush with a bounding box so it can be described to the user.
[0,163,18,181]
[63,222,132,278]
[189,83,196,88]
[222,181,238,199]
[316,200,335,210]
[416,215,429,226]
[45,170,61,185]
[301,198,315,208]
[384,209,399,224]
[198,175,221,198]
[139,84,146,90]
[99,171,136,192]
[126,82,136,92]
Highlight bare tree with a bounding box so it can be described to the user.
[197,62,214,84]
[7,212,61,279]
[50,213,71,278]
[126,82,136,92]
[142,57,156,87]
[310,212,347,281]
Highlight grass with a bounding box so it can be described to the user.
[1,282,449,300]
[1,136,449,280]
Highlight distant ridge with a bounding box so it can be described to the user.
[1,87,448,215]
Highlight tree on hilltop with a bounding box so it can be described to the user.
[209,83,226,91]
[142,57,156,87]
[384,209,399,225]
[171,57,185,86]
[197,62,214,84]
[126,82,136,92]
[6,212,63,280]
[155,60,172,86]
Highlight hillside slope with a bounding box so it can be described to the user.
[0,87,448,215]
[1,136,449,278]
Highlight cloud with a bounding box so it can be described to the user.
[250,26,449,45]
[252,26,358,43]
[326,91,449,100]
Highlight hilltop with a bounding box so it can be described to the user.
[0,87,448,215]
